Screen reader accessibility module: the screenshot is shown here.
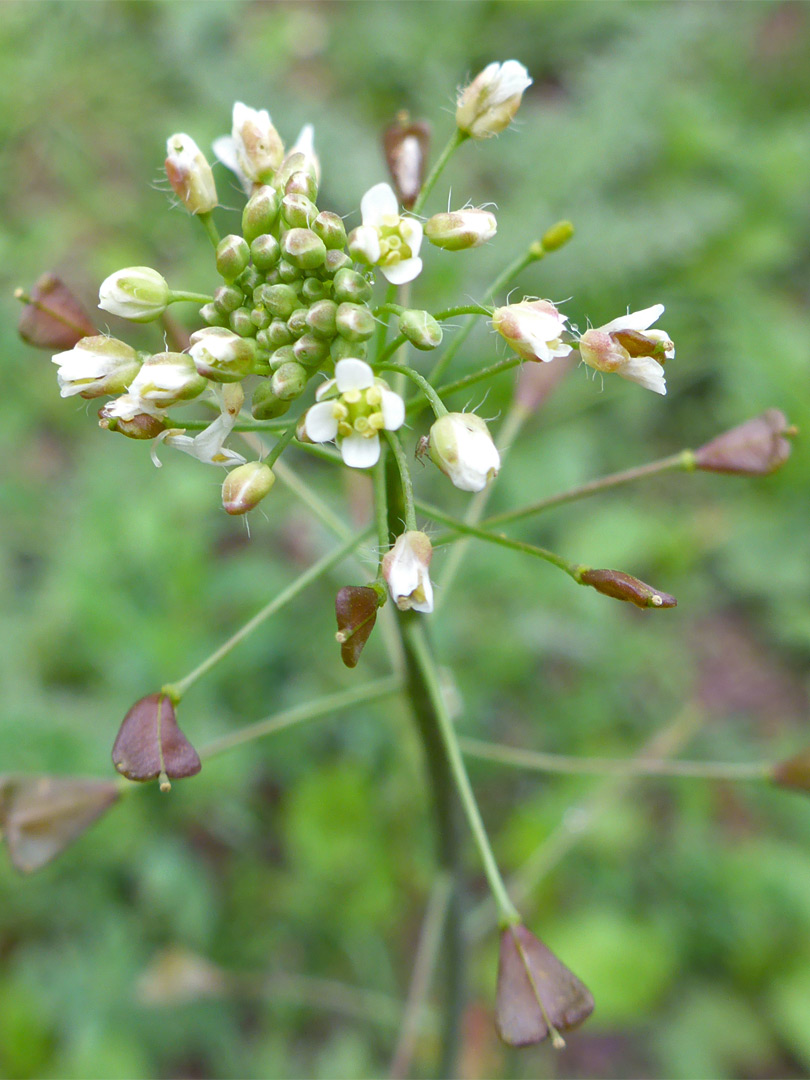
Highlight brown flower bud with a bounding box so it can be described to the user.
[335,585,383,668]
[772,749,810,794]
[112,694,201,790]
[383,113,430,210]
[0,774,119,873]
[16,273,97,350]
[579,568,677,609]
[694,409,795,476]
[496,924,594,1047]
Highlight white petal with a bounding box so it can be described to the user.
[315,377,336,402]
[379,388,405,431]
[340,433,380,469]
[400,217,423,257]
[494,60,533,101]
[600,304,664,334]
[212,135,251,194]
[350,225,381,264]
[381,256,423,285]
[304,401,339,442]
[410,574,434,614]
[361,182,399,227]
[292,123,314,158]
[335,358,374,392]
[620,356,667,395]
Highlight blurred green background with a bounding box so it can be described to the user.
[2,2,810,1077]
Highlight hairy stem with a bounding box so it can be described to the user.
[411,128,468,216]
[376,363,448,418]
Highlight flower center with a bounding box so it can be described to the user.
[332,384,385,439]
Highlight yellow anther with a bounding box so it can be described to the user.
[332,401,349,420]
[337,421,353,438]
[342,389,361,404]
[366,385,382,407]
[368,411,385,431]
[354,416,370,434]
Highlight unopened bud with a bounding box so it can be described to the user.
[496,924,594,1047]
[165,133,217,215]
[282,228,327,270]
[772,749,810,794]
[285,169,318,200]
[293,333,330,369]
[383,114,430,210]
[52,335,141,399]
[306,299,338,339]
[331,336,367,362]
[541,220,574,252]
[199,302,228,328]
[241,184,280,244]
[382,531,433,613]
[230,102,283,185]
[251,381,291,420]
[456,60,533,139]
[425,209,497,251]
[188,326,254,382]
[694,410,795,476]
[579,568,677,609]
[301,277,331,303]
[250,234,280,271]
[336,302,375,342]
[261,283,300,320]
[128,352,207,408]
[16,273,97,350]
[335,584,385,668]
[274,150,318,196]
[332,268,373,305]
[213,285,244,315]
[493,299,572,364]
[271,361,308,400]
[429,412,500,492]
[398,309,443,350]
[221,461,275,515]
[229,306,257,338]
[281,192,319,229]
[324,249,352,276]
[98,267,169,323]
[286,308,308,338]
[99,405,166,440]
[215,235,250,281]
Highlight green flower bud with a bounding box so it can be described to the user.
[332,267,373,305]
[241,184,280,243]
[267,318,294,347]
[250,305,271,330]
[98,267,169,323]
[269,345,297,370]
[128,351,207,408]
[251,381,291,420]
[336,302,375,342]
[286,307,309,337]
[250,233,280,271]
[282,228,327,270]
[189,326,255,382]
[540,220,574,252]
[305,299,338,339]
[229,306,257,337]
[399,309,443,350]
[237,266,263,294]
[271,360,308,400]
[424,209,497,251]
[456,61,533,140]
[222,461,275,515]
[293,333,330,368]
[200,302,228,327]
[165,133,217,215]
[215,234,250,281]
[262,284,300,319]
[281,193,319,229]
[301,276,332,302]
[312,211,347,250]
[324,249,352,276]
[274,151,317,195]
[277,259,301,284]
[213,285,244,315]
[331,336,367,362]
[285,169,318,200]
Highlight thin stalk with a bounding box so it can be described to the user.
[460,738,772,782]
[163,417,290,433]
[197,211,221,249]
[406,622,520,928]
[482,450,696,527]
[199,676,402,760]
[264,424,297,469]
[377,333,408,367]
[163,527,372,701]
[385,432,417,532]
[389,872,453,1080]
[374,452,391,567]
[375,282,399,359]
[411,129,468,216]
[433,355,521,402]
[376,363,448,418]
[167,290,213,305]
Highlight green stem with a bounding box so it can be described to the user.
[377,333,408,367]
[374,302,406,319]
[264,424,297,469]
[198,676,402,760]
[433,304,493,320]
[374,452,391,569]
[163,526,372,701]
[376,363,448,418]
[375,282,399,359]
[433,356,522,402]
[482,450,696,527]
[460,738,772,782]
[197,211,221,249]
[164,416,290,432]
[411,129,468,216]
[415,499,580,580]
[385,431,417,532]
[167,290,213,305]
[406,622,520,928]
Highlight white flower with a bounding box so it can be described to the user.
[98,267,169,323]
[290,123,320,185]
[456,60,533,139]
[492,299,572,363]
[578,304,673,396]
[158,384,246,467]
[303,358,405,469]
[165,133,217,215]
[429,412,500,493]
[102,392,163,422]
[188,327,255,382]
[352,182,423,285]
[51,335,141,399]
[213,102,283,193]
[425,208,497,251]
[382,531,434,613]
[127,352,207,409]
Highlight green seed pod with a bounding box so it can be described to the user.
[286,307,309,338]
[332,268,373,305]
[229,306,257,337]
[216,234,250,281]
[324,249,352,275]
[399,309,443,350]
[293,332,330,368]
[541,219,574,252]
[242,184,280,243]
[312,211,347,250]
[305,298,338,339]
[285,169,318,201]
[200,302,228,327]
[269,345,296,370]
[301,276,332,302]
[282,228,327,270]
[281,193,319,229]
[250,234,281,271]
[267,318,294,347]
[277,259,300,284]
[262,284,300,320]
[331,336,367,362]
[250,305,271,330]
[214,285,244,315]
[271,360,309,400]
[252,380,292,420]
[336,301,375,342]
